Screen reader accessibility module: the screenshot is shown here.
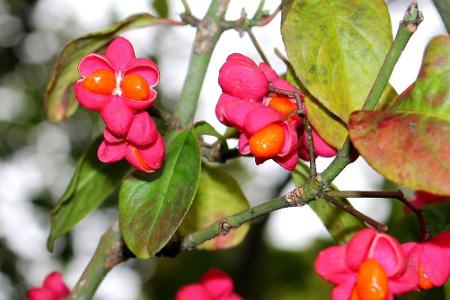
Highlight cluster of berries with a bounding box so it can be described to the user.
[75,37,164,172]
[316,227,450,300]
[216,53,336,171]
[176,268,242,300]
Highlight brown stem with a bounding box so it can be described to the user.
[269,85,317,178]
[321,193,388,233]
[247,29,270,65]
[326,190,430,240]
[259,5,281,26]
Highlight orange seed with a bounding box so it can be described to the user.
[121,73,150,100]
[249,123,285,158]
[82,69,116,95]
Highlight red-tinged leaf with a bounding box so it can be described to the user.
[349,36,450,195]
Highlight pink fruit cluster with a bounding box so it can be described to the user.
[27,272,70,300]
[75,37,164,172]
[176,269,242,300]
[315,228,450,299]
[216,53,336,170]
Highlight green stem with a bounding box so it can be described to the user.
[174,0,231,127]
[67,222,129,300]
[432,0,450,33]
[181,192,303,251]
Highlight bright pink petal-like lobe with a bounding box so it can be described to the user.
[175,269,241,300]
[298,129,337,160]
[201,268,234,298]
[74,81,110,112]
[243,106,283,135]
[78,54,113,78]
[27,272,70,300]
[258,63,278,81]
[126,111,157,147]
[273,151,298,171]
[315,245,354,285]
[100,97,134,137]
[219,53,269,100]
[175,284,210,300]
[311,128,337,157]
[370,233,406,277]
[407,231,450,287]
[238,134,251,155]
[215,94,262,131]
[331,280,355,300]
[42,272,70,297]
[104,37,135,70]
[345,228,376,272]
[126,58,160,87]
[125,133,165,173]
[98,140,126,163]
[27,288,60,300]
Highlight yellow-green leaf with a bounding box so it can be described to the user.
[179,165,250,250]
[282,0,392,122]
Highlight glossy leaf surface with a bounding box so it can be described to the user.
[119,130,201,259]
[282,0,392,122]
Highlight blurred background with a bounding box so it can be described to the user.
[0,0,447,299]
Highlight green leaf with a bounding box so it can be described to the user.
[45,13,172,121]
[281,0,392,122]
[119,130,201,259]
[47,137,131,251]
[286,57,397,149]
[179,164,250,250]
[292,162,364,243]
[152,0,169,18]
[349,36,450,195]
[194,121,226,144]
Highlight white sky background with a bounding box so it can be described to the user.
[0,0,447,299]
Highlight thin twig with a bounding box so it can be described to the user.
[321,193,388,233]
[181,0,192,16]
[326,190,430,240]
[269,85,317,178]
[247,28,270,65]
[259,4,281,26]
[181,187,305,251]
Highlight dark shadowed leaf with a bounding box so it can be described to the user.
[292,162,364,243]
[45,14,173,121]
[349,36,450,195]
[47,136,131,251]
[119,130,201,259]
[179,164,250,250]
[281,0,392,123]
